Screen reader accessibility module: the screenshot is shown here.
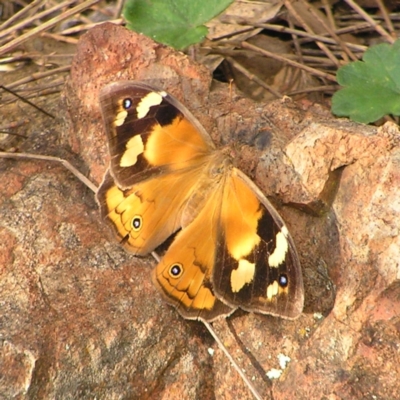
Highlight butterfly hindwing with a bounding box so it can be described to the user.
[152,182,234,321]
[97,165,205,255]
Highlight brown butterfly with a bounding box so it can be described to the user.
[96,81,304,322]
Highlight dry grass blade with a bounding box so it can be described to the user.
[0,0,45,31]
[0,65,70,91]
[256,23,367,52]
[375,0,396,38]
[241,41,337,82]
[56,18,123,36]
[0,0,78,42]
[284,0,340,67]
[344,0,395,43]
[203,321,265,400]
[225,56,282,98]
[301,0,358,61]
[0,0,102,56]
[0,85,55,118]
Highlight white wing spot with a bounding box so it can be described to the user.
[136,92,164,119]
[268,226,289,268]
[266,280,279,299]
[115,110,128,127]
[120,135,144,167]
[230,259,255,293]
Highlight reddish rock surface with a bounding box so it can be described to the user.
[1,23,400,399]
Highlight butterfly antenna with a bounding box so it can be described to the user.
[0,152,97,193]
[202,320,265,400]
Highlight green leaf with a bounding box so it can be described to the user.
[123,0,234,50]
[332,40,400,123]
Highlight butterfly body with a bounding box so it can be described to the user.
[97,81,304,322]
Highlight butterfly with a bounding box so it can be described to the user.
[96,81,304,322]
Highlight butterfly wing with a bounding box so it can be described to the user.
[152,178,235,321]
[97,165,206,255]
[213,169,304,319]
[99,81,215,188]
[97,81,215,255]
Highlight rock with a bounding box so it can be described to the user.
[1,22,399,399]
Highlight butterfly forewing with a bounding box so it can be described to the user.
[99,81,214,189]
[212,170,304,319]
